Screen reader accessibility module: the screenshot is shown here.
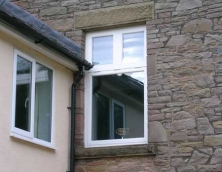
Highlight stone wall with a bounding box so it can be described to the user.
[11,0,222,171]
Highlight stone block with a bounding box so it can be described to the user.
[74,2,154,30]
[197,117,214,135]
[148,121,167,142]
[176,0,202,11]
[148,96,171,104]
[183,19,213,33]
[188,150,210,165]
[198,164,222,172]
[45,18,74,32]
[155,3,178,10]
[213,121,222,128]
[40,7,67,16]
[177,166,196,172]
[166,35,191,47]
[204,135,222,146]
[210,148,222,164]
[171,118,196,131]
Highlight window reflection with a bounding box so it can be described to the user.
[92,36,113,65]
[15,56,32,131]
[92,72,144,141]
[123,32,144,63]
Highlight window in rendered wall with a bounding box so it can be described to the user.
[85,26,148,148]
[11,49,54,148]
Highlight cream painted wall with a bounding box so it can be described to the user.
[0,31,74,172]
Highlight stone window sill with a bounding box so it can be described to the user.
[75,144,157,160]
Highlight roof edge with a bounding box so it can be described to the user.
[0,0,93,70]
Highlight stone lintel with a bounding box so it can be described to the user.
[74,2,154,30]
[75,144,157,160]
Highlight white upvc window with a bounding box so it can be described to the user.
[11,49,54,148]
[85,26,148,148]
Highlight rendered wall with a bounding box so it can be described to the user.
[0,31,73,172]
[9,0,222,171]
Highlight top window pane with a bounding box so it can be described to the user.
[123,32,144,64]
[92,36,113,65]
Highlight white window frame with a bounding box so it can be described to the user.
[85,26,148,148]
[11,49,55,149]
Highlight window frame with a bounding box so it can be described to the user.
[11,49,55,149]
[85,68,148,147]
[86,26,147,72]
[85,26,148,148]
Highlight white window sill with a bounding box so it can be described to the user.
[10,133,55,150]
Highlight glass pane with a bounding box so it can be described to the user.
[92,71,144,141]
[123,32,144,63]
[92,36,113,65]
[15,56,32,131]
[34,63,53,142]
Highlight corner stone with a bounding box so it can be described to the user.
[149,122,167,142]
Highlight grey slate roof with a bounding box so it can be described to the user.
[0,0,93,70]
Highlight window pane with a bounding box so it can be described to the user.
[15,56,32,132]
[34,63,53,142]
[92,72,144,141]
[123,32,144,63]
[92,36,113,65]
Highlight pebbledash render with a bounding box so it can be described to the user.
[12,0,222,171]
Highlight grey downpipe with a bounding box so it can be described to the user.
[67,65,84,172]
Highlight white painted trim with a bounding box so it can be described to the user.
[0,22,78,71]
[11,49,55,148]
[86,25,147,72]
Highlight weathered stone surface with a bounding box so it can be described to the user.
[154,155,170,166]
[183,19,213,33]
[201,96,221,108]
[155,3,177,10]
[187,88,211,98]
[211,87,222,95]
[188,150,210,165]
[170,131,187,142]
[76,144,156,159]
[210,148,222,164]
[173,111,193,120]
[167,102,189,107]
[180,142,203,147]
[197,117,214,135]
[160,167,176,172]
[177,166,196,172]
[195,74,214,88]
[149,122,167,142]
[149,103,166,110]
[40,7,67,16]
[198,164,222,172]
[171,158,186,167]
[205,34,222,45]
[198,148,213,156]
[176,0,202,11]
[75,2,154,29]
[45,18,73,32]
[213,121,222,128]
[171,118,196,131]
[166,35,191,47]
[204,135,222,146]
[149,96,171,104]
